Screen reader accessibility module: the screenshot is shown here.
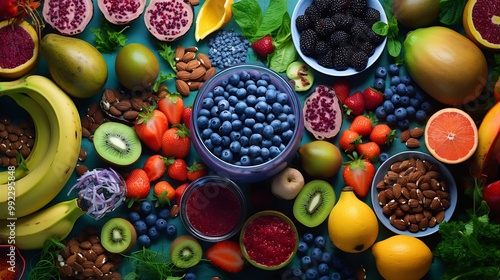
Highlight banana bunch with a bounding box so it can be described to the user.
[0,75,82,219]
[0,198,85,250]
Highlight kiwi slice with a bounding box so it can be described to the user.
[93,122,141,166]
[169,235,203,268]
[100,217,137,253]
[292,179,336,228]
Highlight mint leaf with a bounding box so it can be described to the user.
[372,21,389,36]
[91,22,128,53]
[387,38,402,58]
[253,0,287,40]
[439,0,468,25]
[231,0,263,38]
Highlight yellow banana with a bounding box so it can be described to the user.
[0,75,82,218]
[0,93,51,184]
[0,198,85,250]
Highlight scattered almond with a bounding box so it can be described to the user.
[410,127,424,138]
[400,129,411,142]
[405,138,421,148]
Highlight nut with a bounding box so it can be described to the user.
[176,61,188,71]
[174,45,185,61]
[114,100,132,111]
[176,79,191,96]
[186,59,201,71]
[400,129,411,142]
[410,127,424,138]
[182,51,196,62]
[176,70,191,81]
[189,67,206,80]
[197,53,212,68]
[203,66,217,81]
[405,138,421,148]
[123,110,140,121]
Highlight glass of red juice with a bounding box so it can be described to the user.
[179,176,248,242]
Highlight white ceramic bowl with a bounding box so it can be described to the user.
[291,0,388,76]
[371,151,457,237]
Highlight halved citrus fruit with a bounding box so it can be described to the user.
[0,19,39,79]
[424,108,478,164]
[194,0,234,41]
[463,0,500,51]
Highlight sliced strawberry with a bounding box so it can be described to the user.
[205,240,245,273]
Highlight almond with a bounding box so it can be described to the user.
[109,106,123,116]
[130,97,144,111]
[378,191,387,205]
[189,67,206,80]
[185,46,199,52]
[435,210,445,223]
[94,254,108,268]
[186,59,201,71]
[103,89,116,104]
[176,70,191,81]
[82,127,91,138]
[176,79,190,96]
[59,264,73,277]
[430,197,441,210]
[176,61,188,71]
[410,127,424,138]
[182,51,196,63]
[87,102,100,116]
[405,138,421,148]
[393,219,408,231]
[123,110,139,121]
[203,66,217,81]
[400,129,411,142]
[188,81,202,91]
[197,53,212,68]
[174,45,185,61]
[79,148,87,162]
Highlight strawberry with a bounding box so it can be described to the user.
[332,78,351,104]
[125,169,151,201]
[186,160,208,182]
[252,35,275,57]
[349,114,374,136]
[161,124,191,158]
[338,129,362,153]
[342,152,375,199]
[142,154,167,182]
[175,182,189,205]
[167,157,188,181]
[370,124,397,145]
[343,91,365,116]
[153,180,176,206]
[157,90,184,125]
[356,141,381,163]
[363,87,384,111]
[181,106,192,129]
[134,106,169,151]
[205,240,245,273]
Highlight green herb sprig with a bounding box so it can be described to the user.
[372,0,401,59]
[123,247,187,280]
[28,238,66,280]
[157,43,177,73]
[90,21,129,53]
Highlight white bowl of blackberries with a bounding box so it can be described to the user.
[291,0,388,76]
[190,64,304,184]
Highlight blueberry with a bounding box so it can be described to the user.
[318,263,330,276]
[256,85,267,96]
[244,106,257,118]
[396,83,407,95]
[301,256,313,270]
[228,95,239,106]
[128,211,141,223]
[199,108,211,117]
[185,272,197,280]
[410,97,421,108]
[244,118,256,128]
[221,149,233,162]
[262,125,274,139]
[390,75,401,86]
[252,123,264,134]
[260,147,270,159]
[292,268,303,277]
[213,85,225,96]
[287,114,296,126]
[239,135,249,146]
[394,107,407,120]
[386,114,397,126]
[240,70,251,81]
[383,88,394,100]
[166,223,177,238]
[391,94,401,106]
[379,152,389,163]
[239,146,249,155]
[235,88,247,99]
[208,117,221,130]
[219,78,229,88]
[148,226,160,241]
[252,156,264,165]
[415,110,427,123]
[140,201,154,215]
[406,106,416,118]
[303,233,315,244]
[221,135,231,146]
[383,100,395,113]
[270,119,282,132]
[201,128,213,140]
[314,236,326,249]
[255,101,270,114]
[282,129,294,143]
[269,146,281,158]
[305,268,319,280]
[137,234,151,247]
[144,213,158,227]
[278,112,288,122]
[229,141,241,153]
[321,252,332,264]
[388,64,399,76]
[231,119,243,131]
[400,75,412,85]
[213,146,223,156]
[375,106,387,120]
[271,102,284,115]
[373,77,386,92]
[281,120,291,132]
[405,84,415,96]
[266,113,276,123]
[420,101,432,112]
[246,84,257,95]
[277,92,289,104]
[218,121,232,135]
[248,145,261,157]
[297,241,309,255]
[203,139,214,150]
[400,96,410,107]
[310,247,323,263]
[229,73,240,86]
[134,220,148,235]
[210,133,223,146]
[271,135,282,146]
[155,218,168,232]
[202,97,214,109]
[397,119,410,130]
[219,110,232,121]
[240,155,251,166]
[375,66,387,78]
[246,94,258,106]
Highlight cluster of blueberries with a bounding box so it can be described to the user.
[196,69,297,166]
[282,233,358,280]
[207,30,251,69]
[128,200,177,248]
[372,64,432,131]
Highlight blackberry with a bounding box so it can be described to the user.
[305,4,321,22]
[316,50,334,68]
[296,15,312,32]
[349,49,369,71]
[350,20,369,45]
[314,40,330,55]
[348,0,367,16]
[314,17,336,37]
[330,30,350,47]
[357,41,375,56]
[330,0,348,14]
[332,12,353,31]
[365,28,386,45]
[313,0,333,17]
[364,7,380,26]
[332,46,352,71]
[300,29,318,56]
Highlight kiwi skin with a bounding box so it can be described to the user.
[292,180,336,228]
[93,122,142,166]
[100,217,137,254]
[169,235,203,268]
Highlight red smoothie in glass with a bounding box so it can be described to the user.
[186,184,241,236]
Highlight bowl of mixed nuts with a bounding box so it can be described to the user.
[371,151,457,237]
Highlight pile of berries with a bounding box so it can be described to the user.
[372,64,432,130]
[128,200,178,248]
[295,0,385,71]
[282,232,360,280]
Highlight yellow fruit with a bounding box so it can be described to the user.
[372,235,433,280]
[0,20,39,79]
[327,186,378,253]
[194,0,234,41]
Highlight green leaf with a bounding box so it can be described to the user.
[253,0,287,40]
[439,0,468,25]
[387,38,402,57]
[157,43,177,73]
[90,22,129,53]
[231,0,263,38]
[372,21,389,36]
[152,71,175,92]
[16,152,28,172]
[269,38,297,73]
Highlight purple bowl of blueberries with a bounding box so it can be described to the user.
[191,64,304,183]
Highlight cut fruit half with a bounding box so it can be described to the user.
[424,108,478,164]
[0,20,39,79]
[100,217,137,254]
[194,0,234,41]
[170,235,203,268]
[463,0,500,51]
[93,122,142,166]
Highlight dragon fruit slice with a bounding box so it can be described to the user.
[144,0,194,42]
[98,0,146,25]
[303,85,343,140]
[42,0,93,35]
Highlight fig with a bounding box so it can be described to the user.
[42,0,93,35]
[303,85,343,140]
[144,0,194,42]
[393,0,440,29]
[404,26,488,106]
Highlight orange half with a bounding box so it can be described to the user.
[424,108,478,164]
[463,0,500,51]
[0,20,39,79]
[194,0,234,41]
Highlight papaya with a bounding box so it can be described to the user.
[404,26,488,106]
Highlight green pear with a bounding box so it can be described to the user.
[298,140,342,179]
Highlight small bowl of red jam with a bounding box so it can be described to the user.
[240,210,298,270]
[179,175,247,242]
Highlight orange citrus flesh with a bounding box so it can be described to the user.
[0,20,39,79]
[194,0,234,41]
[424,108,478,164]
[463,0,500,50]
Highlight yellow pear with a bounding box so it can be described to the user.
[327,186,378,253]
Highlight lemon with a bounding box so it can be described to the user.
[194,0,234,41]
[372,235,433,280]
[327,187,378,253]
